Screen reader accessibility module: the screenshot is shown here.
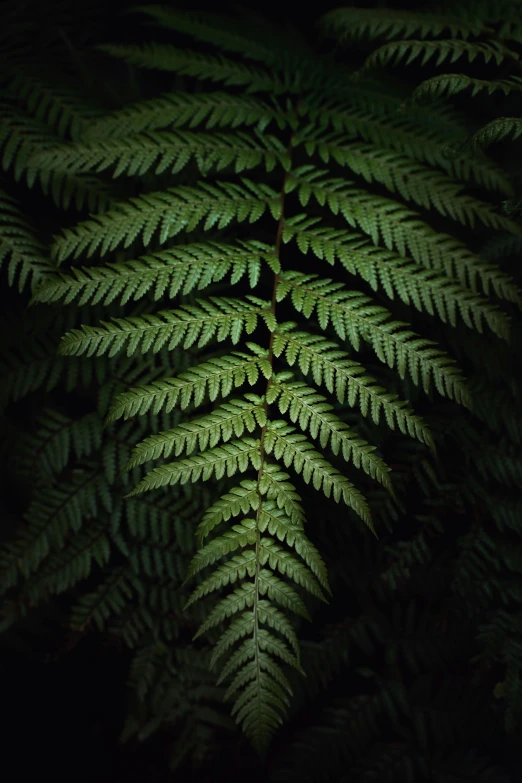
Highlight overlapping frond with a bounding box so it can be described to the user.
[276,272,471,404]
[320,7,485,42]
[32,240,277,306]
[105,349,270,423]
[129,5,309,65]
[283,172,521,303]
[5,68,101,141]
[268,377,392,491]
[0,184,53,292]
[51,179,280,263]
[0,106,111,212]
[97,43,288,94]
[302,95,514,195]
[410,74,522,103]
[271,326,433,445]
[452,117,522,156]
[81,91,284,140]
[57,296,275,358]
[125,395,266,468]
[31,129,289,178]
[294,136,521,234]
[182,472,331,751]
[281,215,512,336]
[358,39,511,75]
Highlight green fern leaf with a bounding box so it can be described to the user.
[0,106,111,212]
[281,215,511,335]
[82,92,283,140]
[305,96,514,196]
[410,73,522,102]
[106,350,269,423]
[296,137,519,233]
[127,437,262,495]
[58,297,273,358]
[283,175,521,303]
[195,480,261,542]
[259,466,306,526]
[32,240,277,305]
[455,117,522,155]
[320,8,485,41]
[269,377,393,491]
[97,43,287,94]
[358,39,511,74]
[272,326,434,443]
[31,129,290,178]
[51,179,280,263]
[130,5,307,66]
[264,419,373,530]
[276,274,471,404]
[0,185,53,292]
[125,396,266,468]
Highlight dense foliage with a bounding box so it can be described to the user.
[1,0,522,779]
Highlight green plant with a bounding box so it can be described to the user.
[2,1,522,771]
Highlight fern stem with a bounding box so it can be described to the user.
[251,118,297,749]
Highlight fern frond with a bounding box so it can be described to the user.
[269,377,393,491]
[0,106,111,211]
[295,138,521,233]
[264,419,372,529]
[51,179,280,263]
[283,178,520,303]
[191,482,326,587]
[410,73,522,103]
[257,501,329,589]
[31,129,289,178]
[259,467,306,526]
[272,326,434,444]
[106,350,269,422]
[129,6,306,66]
[276,272,471,404]
[17,467,110,575]
[82,92,283,140]
[281,215,512,335]
[18,409,101,479]
[97,43,287,94]
[453,117,522,155]
[32,240,277,306]
[186,518,258,579]
[210,602,299,668]
[127,538,186,582]
[58,296,275,358]
[127,437,262,495]
[186,545,325,607]
[381,523,435,591]
[358,40,511,74]
[9,2,521,757]
[474,446,522,488]
[195,480,261,541]
[323,77,514,195]
[70,565,143,632]
[304,97,514,196]
[6,70,101,140]
[0,185,53,292]
[320,8,485,42]
[16,518,111,608]
[186,479,330,752]
[0,318,108,406]
[125,396,266,468]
